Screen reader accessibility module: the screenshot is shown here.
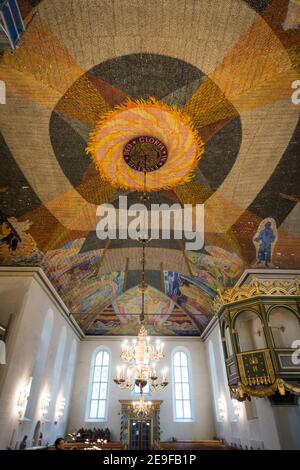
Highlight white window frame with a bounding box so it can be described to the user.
[85,347,111,422]
[171,346,195,422]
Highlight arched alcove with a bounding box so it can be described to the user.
[64,339,78,402]
[25,309,54,419]
[269,307,300,348]
[47,326,67,419]
[32,421,41,447]
[225,324,234,357]
[235,310,267,352]
[222,322,234,358]
[208,341,223,422]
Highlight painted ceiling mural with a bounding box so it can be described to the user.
[0,0,300,335]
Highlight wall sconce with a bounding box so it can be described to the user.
[232,399,241,418]
[54,397,66,424]
[17,377,32,422]
[217,398,226,421]
[41,392,51,420]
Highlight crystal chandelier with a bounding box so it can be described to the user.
[114,159,169,394]
[114,322,168,392]
[132,395,152,419]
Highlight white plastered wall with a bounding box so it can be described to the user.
[68,336,215,442]
[0,268,82,450]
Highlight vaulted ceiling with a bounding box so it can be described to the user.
[1,0,300,335]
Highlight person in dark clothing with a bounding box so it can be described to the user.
[54,437,65,450]
[19,435,28,450]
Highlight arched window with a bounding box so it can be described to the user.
[87,349,110,420]
[172,349,193,421]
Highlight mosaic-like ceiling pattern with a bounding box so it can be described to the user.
[0,0,300,335]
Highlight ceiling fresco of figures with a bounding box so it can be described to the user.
[0,0,300,335]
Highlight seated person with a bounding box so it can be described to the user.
[54,437,65,450]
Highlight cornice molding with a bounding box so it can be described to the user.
[84,335,202,342]
[0,266,84,339]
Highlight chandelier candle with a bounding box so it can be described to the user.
[132,395,153,419]
[114,325,168,393]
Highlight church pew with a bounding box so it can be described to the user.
[48,441,124,450]
[157,440,236,450]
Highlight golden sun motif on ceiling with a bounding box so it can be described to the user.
[86,98,204,192]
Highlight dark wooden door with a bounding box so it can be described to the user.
[129,419,151,449]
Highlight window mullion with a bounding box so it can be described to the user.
[180,381,184,418]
